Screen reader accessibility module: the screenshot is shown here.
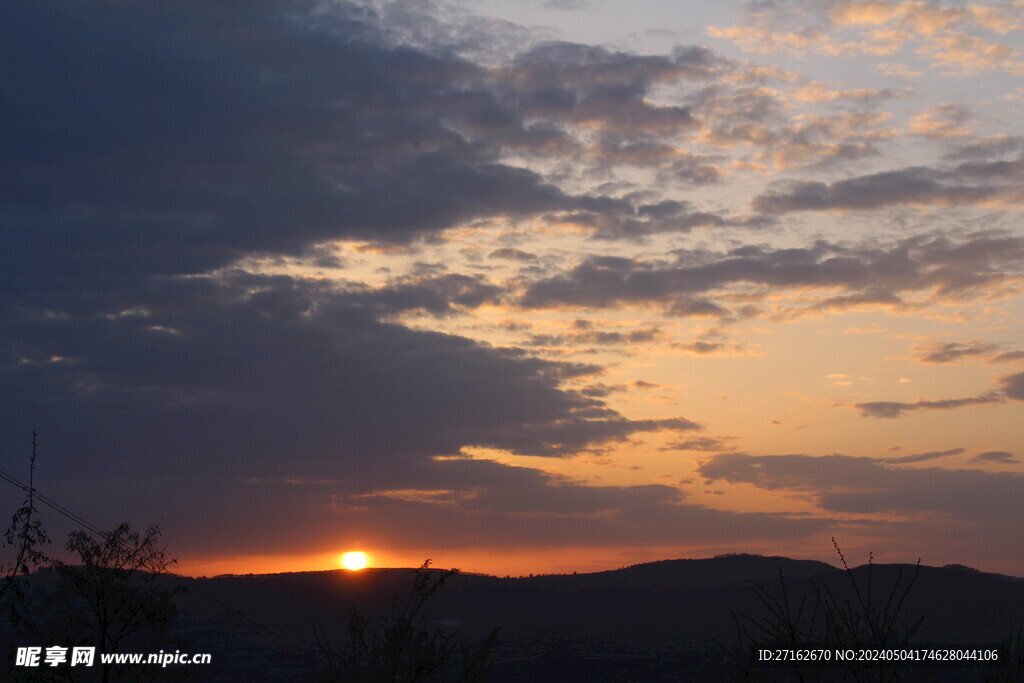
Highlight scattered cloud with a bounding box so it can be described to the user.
[908,340,1001,364]
[708,0,1024,75]
[877,61,922,78]
[974,450,1019,464]
[909,104,973,139]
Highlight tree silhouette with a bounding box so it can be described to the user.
[36,523,186,682]
[1,432,51,631]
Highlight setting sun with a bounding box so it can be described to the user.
[341,551,368,571]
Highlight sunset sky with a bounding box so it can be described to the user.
[2,0,1022,578]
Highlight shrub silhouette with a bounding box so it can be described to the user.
[313,560,499,682]
[730,538,922,682]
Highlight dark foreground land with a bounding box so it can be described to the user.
[6,554,1024,681]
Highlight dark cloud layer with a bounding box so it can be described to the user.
[0,0,742,560]
[4,274,707,479]
[0,0,754,330]
[2,0,606,315]
[5,0,751,322]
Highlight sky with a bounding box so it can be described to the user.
[1,0,1022,578]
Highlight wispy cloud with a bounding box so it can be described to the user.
[855,371,1023,418]
[753,159,1024,213]
[699,451,1024,522]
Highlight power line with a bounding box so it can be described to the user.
[0,465,322,667]
[0,469,110,539]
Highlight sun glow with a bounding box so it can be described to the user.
[341,551,368,570]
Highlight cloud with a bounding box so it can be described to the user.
[587,139,721,177]
[326,457,822,550]
[752,159,1024,213]
[909,104,973,139]
[544,202,767,241]
[578,382,628,397]
[356,273,503,316]
[661,436,737,453]
[707,23,830,56]
[181,456,825,555]
[854,370,1023,418]
[543,0,588,9]
[790,83,904,104]
[708,0,1024,75]
[675,341,729,355]
[854,393,1004,418]
[974,451,1019,464]
[1000,371,1024,400]
[880,448,964,464]
[2,0,619,314]
[3,0,763,318]
[908,340,1001,364]
[2,3,745,471]
[698,452,1024,522]
[695,90,897,169]
[854,370,1024,418]
[489,248,539,262]
[2,274,711,487]
[926,29,1022,74]
[877,60,921,75]
[520,233,1024,313]
[1,0,1021,570]
[946,135,1024,160]
[528,325,662,348]
[41,451,827,559]
[502,43,720,135]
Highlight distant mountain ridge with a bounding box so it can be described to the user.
[11,554,1021,681]
[196,552,1020,587]
[516,554,842,589]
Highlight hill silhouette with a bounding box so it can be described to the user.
[516,554,840,589]
[8,554,1023,681]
